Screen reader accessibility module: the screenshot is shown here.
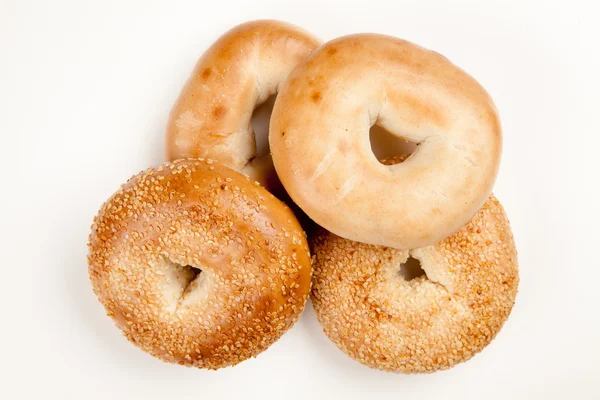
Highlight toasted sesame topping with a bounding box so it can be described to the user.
[310,194,519,373]
[88,159,312,369]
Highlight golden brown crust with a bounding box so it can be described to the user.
[270,34,502,249]
[166,20,320,194]
[310,195,518,373]
[88,159,311,369]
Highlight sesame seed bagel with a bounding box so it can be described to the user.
[88,159,311,369]
[311,187,518,373]
[166,20,320,194]
[270,34,502,249]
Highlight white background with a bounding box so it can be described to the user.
[1,0,599,399]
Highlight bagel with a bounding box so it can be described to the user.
[310,180,518,373]
[166,20,320,194]
[88,159,312,369]
[270,34,502,249]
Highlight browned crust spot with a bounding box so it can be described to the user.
[212,105,226,119]
[201,67,212,80]
[310,91,322,103]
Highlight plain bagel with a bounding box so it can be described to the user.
[88,159,312,369]
[166,20,320,194]
[270,34,502,249]
[310,160,518,374]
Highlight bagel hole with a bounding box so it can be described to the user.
[251,94,277,157]
[370,124,418,164]
[180,265,202,297]
[398,256,426,281]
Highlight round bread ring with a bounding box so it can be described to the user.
[270,34,502,249]
[166,20,320,194]
[88,159,311,369]
[310,163,518,373]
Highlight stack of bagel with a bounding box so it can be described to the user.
[88,20,518,373]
